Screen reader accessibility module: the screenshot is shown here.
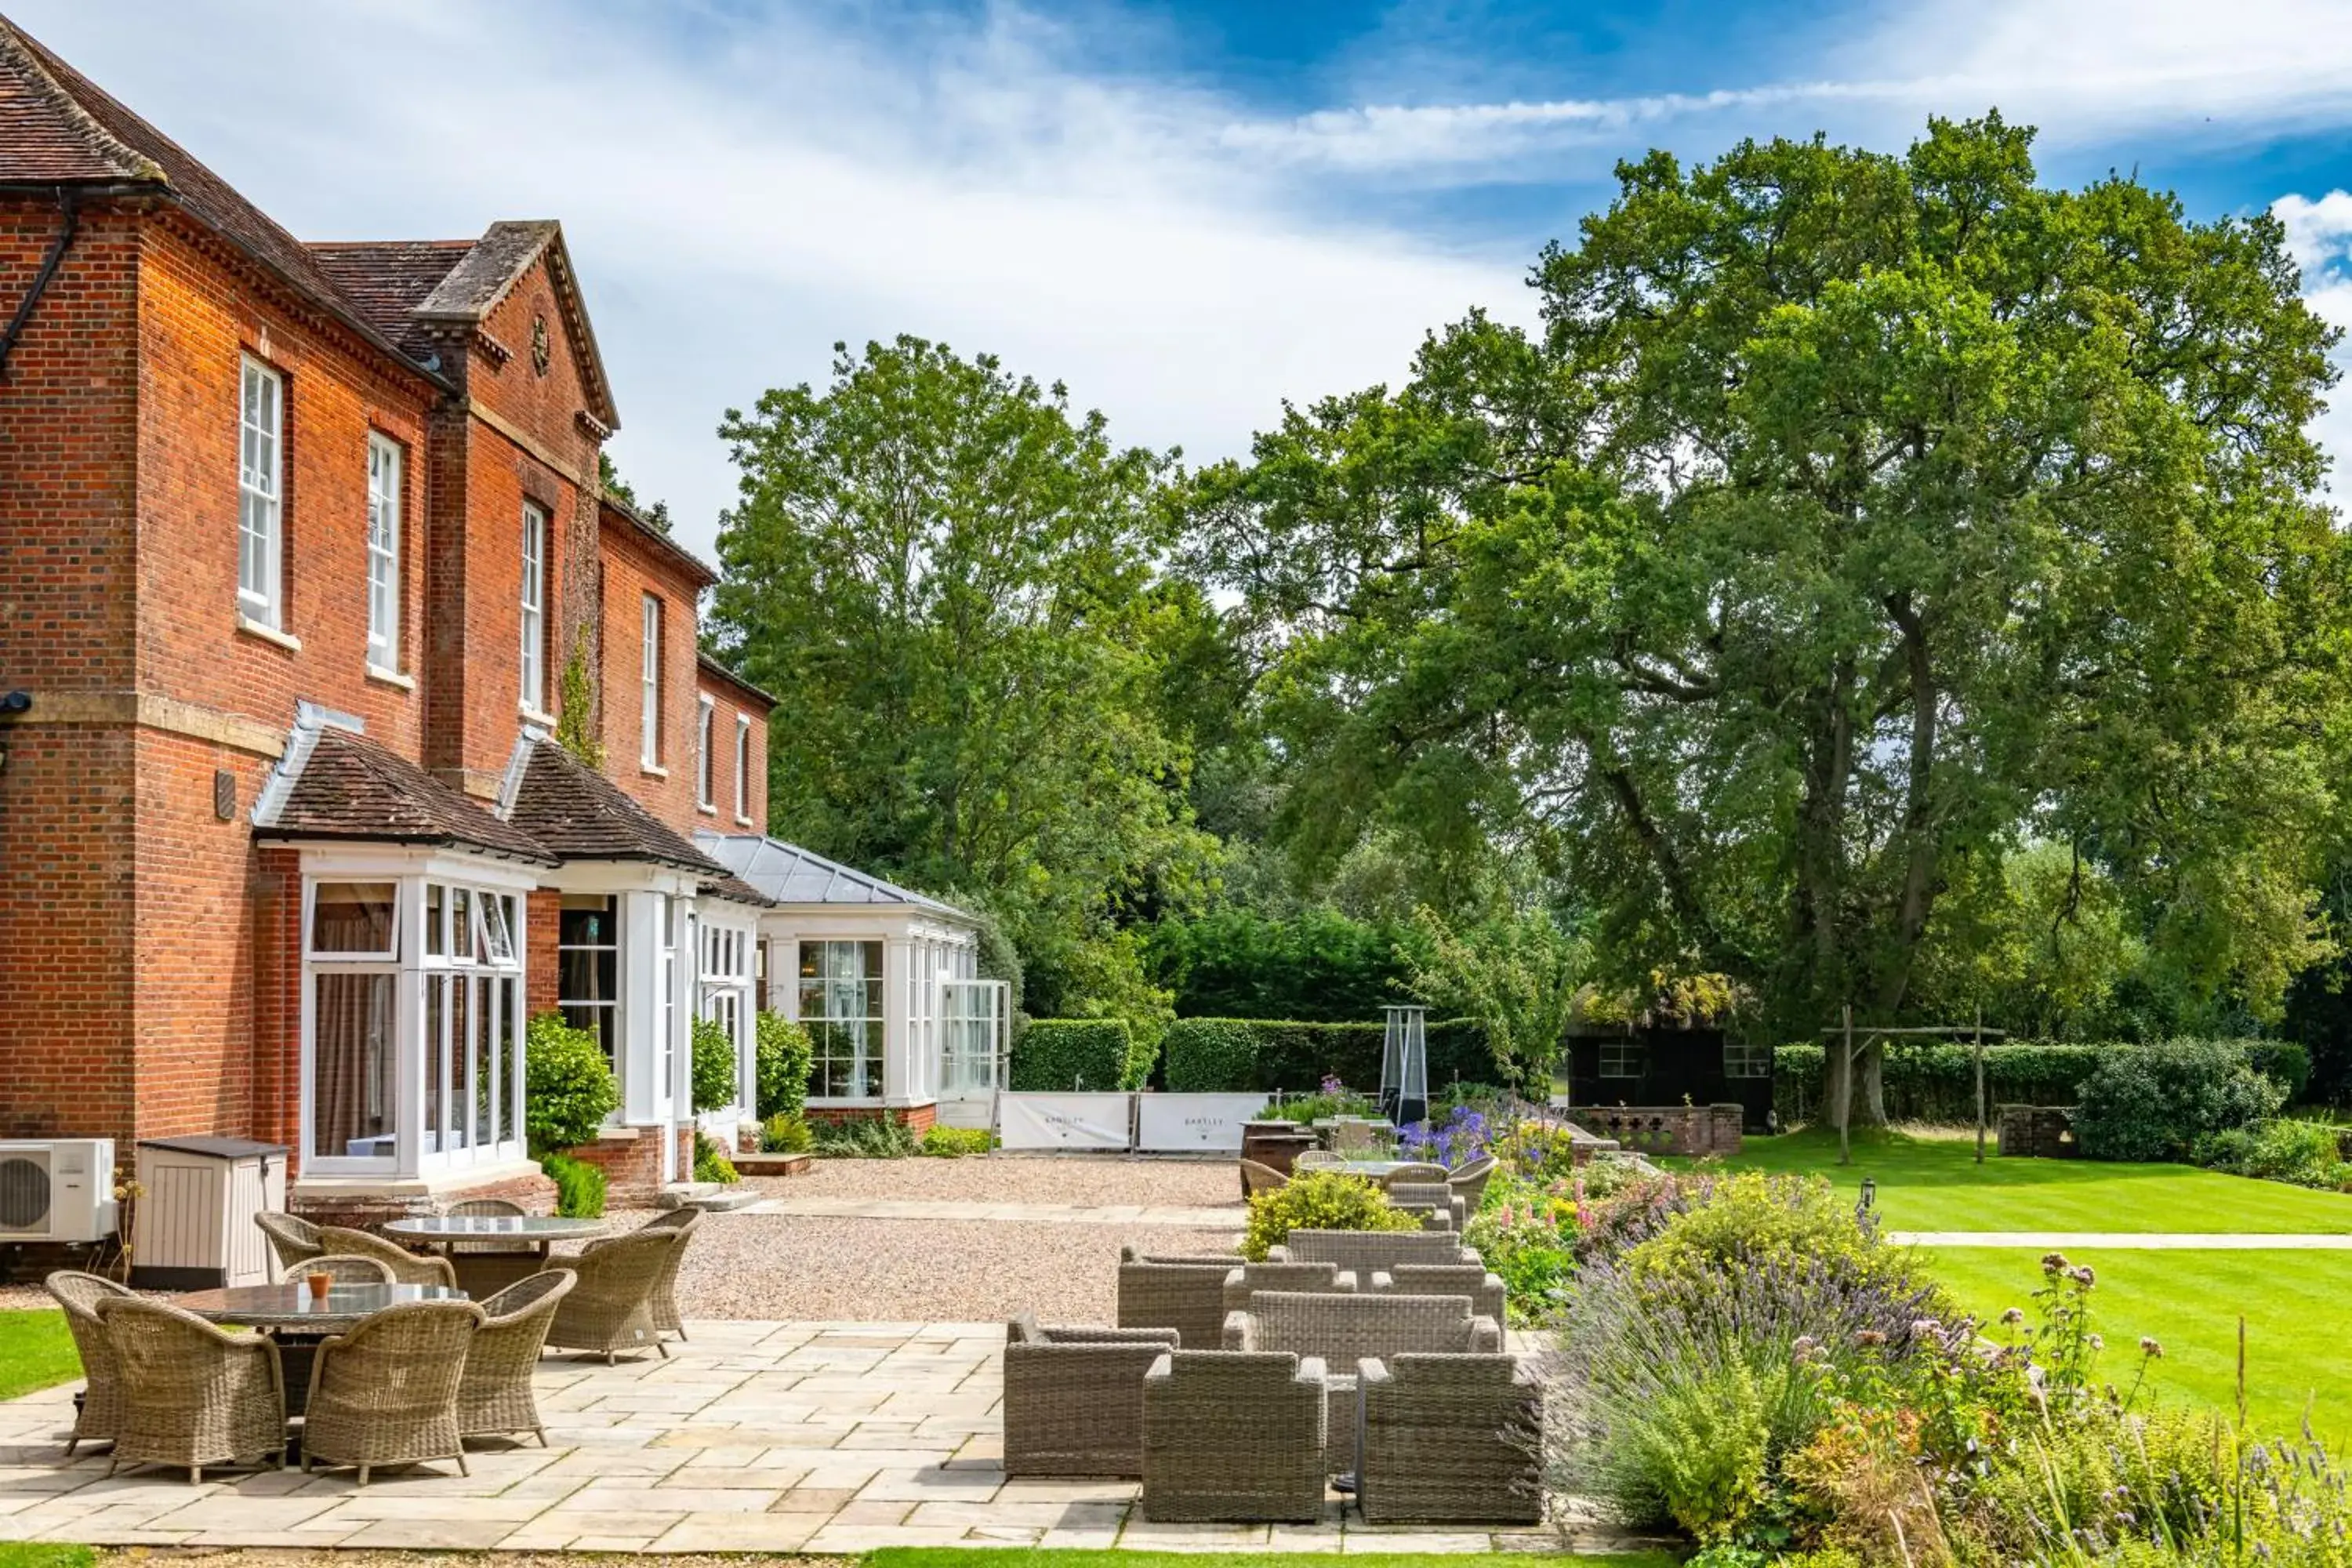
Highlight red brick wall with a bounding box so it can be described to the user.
[561,1125,694,1207]
[598,521,706,834]
[525,887,561,1019]
[696,668,771,837]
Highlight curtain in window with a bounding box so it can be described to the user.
[313,971,395,1160]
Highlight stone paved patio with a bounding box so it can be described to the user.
[0,1321,1607,1555]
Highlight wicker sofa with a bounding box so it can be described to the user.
[1267,1229,1479,1278]
[1371,1263,1508,1326]
[1115,1247,1240,1350]
[1002,1315,1179,1476]
[1218,1261,1355,1316]
[1385,1182,1468,1229]
[1140,1349,1328,1523]
[1357,1352,1544,1524]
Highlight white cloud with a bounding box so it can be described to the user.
[6,0,1530,565]
[2273,193,2352,497]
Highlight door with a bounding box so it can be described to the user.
[936,979,1008,1130]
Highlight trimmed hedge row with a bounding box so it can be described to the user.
[1011,1018,1153,1091]
[1162,1016,1492,1094]
[1772,1037,2311,1126]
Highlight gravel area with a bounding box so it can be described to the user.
[783,1150,1242,1207]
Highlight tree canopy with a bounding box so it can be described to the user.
[1185,115,2351,1112]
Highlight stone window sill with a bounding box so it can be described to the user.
[697,802,717,816]
[367,664,415,691]
[237,615,301,653]
[520,704,557,728]
[734,815,753,828]
[640,760,669,779]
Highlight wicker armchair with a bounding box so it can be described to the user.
[1240,1158,1288,1200]
[254,1211,325,1277]
[544,1228,677,1363]
[1140,1350,1328,1523]
[1218,1261,1356,1317]
[301,1298,484,1485]
[45,1271,132,1456]
[96,1297,286,1482]
[458,1270,575,1446]
[1446,1152,1497,1213]
[1358,1352,1544,1524]
[1268,1228,1479,1279]
[318,1226,458,1287]
[1221,1291,1501,1369]
[1003,1314,1179,1476]
[635,1207,702,1341]
[1115,1247,1242,1350]
[1372,1263,1507,1326]
[1385,1182,1467,1229]
[299,1254,396,1284]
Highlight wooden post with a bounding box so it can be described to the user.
[1973,1004,1987,1165]
[1838,1004,1853,1167]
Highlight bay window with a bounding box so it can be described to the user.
[301,869,528,1177]
[558,895,621,1087]
[799,939,882,1098]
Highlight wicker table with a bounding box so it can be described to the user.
[178,1282,468,1417]
[383,1214,604,1295]
[1324,1160,1417,1179]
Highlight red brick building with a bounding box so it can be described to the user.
[0,18,1002,1218]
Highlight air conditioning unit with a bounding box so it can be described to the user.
[0,1140,118,1243]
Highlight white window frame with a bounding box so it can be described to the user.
[520,503,546,713]
[1723,1039,1773,1080]
[696,695,715,810]
[640,594,662,767]
[365,434,402,673]
[733,713,752,823]
[1598,1040,1644,1080]
[238,356,284,626]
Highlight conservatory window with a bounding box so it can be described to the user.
[800,939,882,1098]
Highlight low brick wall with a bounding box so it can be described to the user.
[1573,1103,1744,1158]
[804,1103,938,1134]
[561,1125,695,1206]
[1997,1104,2081,1159]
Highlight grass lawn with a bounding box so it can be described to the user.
[0,1310,77,1403]
[1928,1247,2352,1443]
[1685,1125,2352,1233]
[871,1554,1673,1568]
[0,1548,91,1568]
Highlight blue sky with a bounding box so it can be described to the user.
[16,0,2352,564]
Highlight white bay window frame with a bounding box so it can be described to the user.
[296,849,536,1183]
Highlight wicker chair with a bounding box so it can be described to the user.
[1221,1290,1501,1368]
[1003,1315,1179,1476]
[1446,1152,1497,1213]
[1386,1182,1467,1229]
[96,1297,286,1482]
[1268,1228,1479,1279]
[299,1254,397,1284]
[301,1298,484,1485]
[1357,1352,1544,1524]
[544,1228,677,1363]
[1371,1263,1508,1326]
[458,1270,575,1446]
[1290,1149,1345,1170]
[318,1226,458,1287]
[1380,1162,1450,1185]
[45,1271,132,1457]
[1218,1262,1356,1317]
[1140,1349,1328,1523]
[635,1207,702,1341]
[1115,1247,1242,1350]
[1239,1158,1288,1200]
[254,1211,325,1277]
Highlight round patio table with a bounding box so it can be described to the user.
[1323,1160,1420,1179]
[176,1281,468,1417]
[383,1214,608,1296]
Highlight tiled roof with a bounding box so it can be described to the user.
[305,240,474,362]
[255,724,555,865]
[0,17,434,379]
[506,738,730,876]
[695,833,973,921]
[697,652,778,712]
[414,220,619,429]
[699,873,775,909]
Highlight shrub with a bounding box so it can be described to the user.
[1627,1172,1894,1292]
[2192,1117,2350,1189]
[2073,1038,2288,1161]
[918,1126,993,1157]
[811,1116,918,1158]
[760,1112,814,1153]
[1772,1036,2310,1127]
[1259,1077,1376,1125]
[692,1130,739,1184]
[524,1011,617,1152]
[691,1016,735,1113]
[754,1011,814,1121]
[1462,1172,1577,1319]
[1146,907,1410,1022]
[1240,1171,1419,1261]
[540,1150,607,1218]
[1011,1018,1149,1091]
[1162,1015,1491,1093]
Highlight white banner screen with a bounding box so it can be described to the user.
[997,1092,1134,1151]
[1135,1094,1269,1152]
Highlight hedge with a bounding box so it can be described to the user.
[1771,1037,2311,1126]
[1011,1018,1153,1091]
[1162,1016,1492,1094]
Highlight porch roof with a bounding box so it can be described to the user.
[695,832,974,924]
[501,735,731,878]
[252,717,556,866]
